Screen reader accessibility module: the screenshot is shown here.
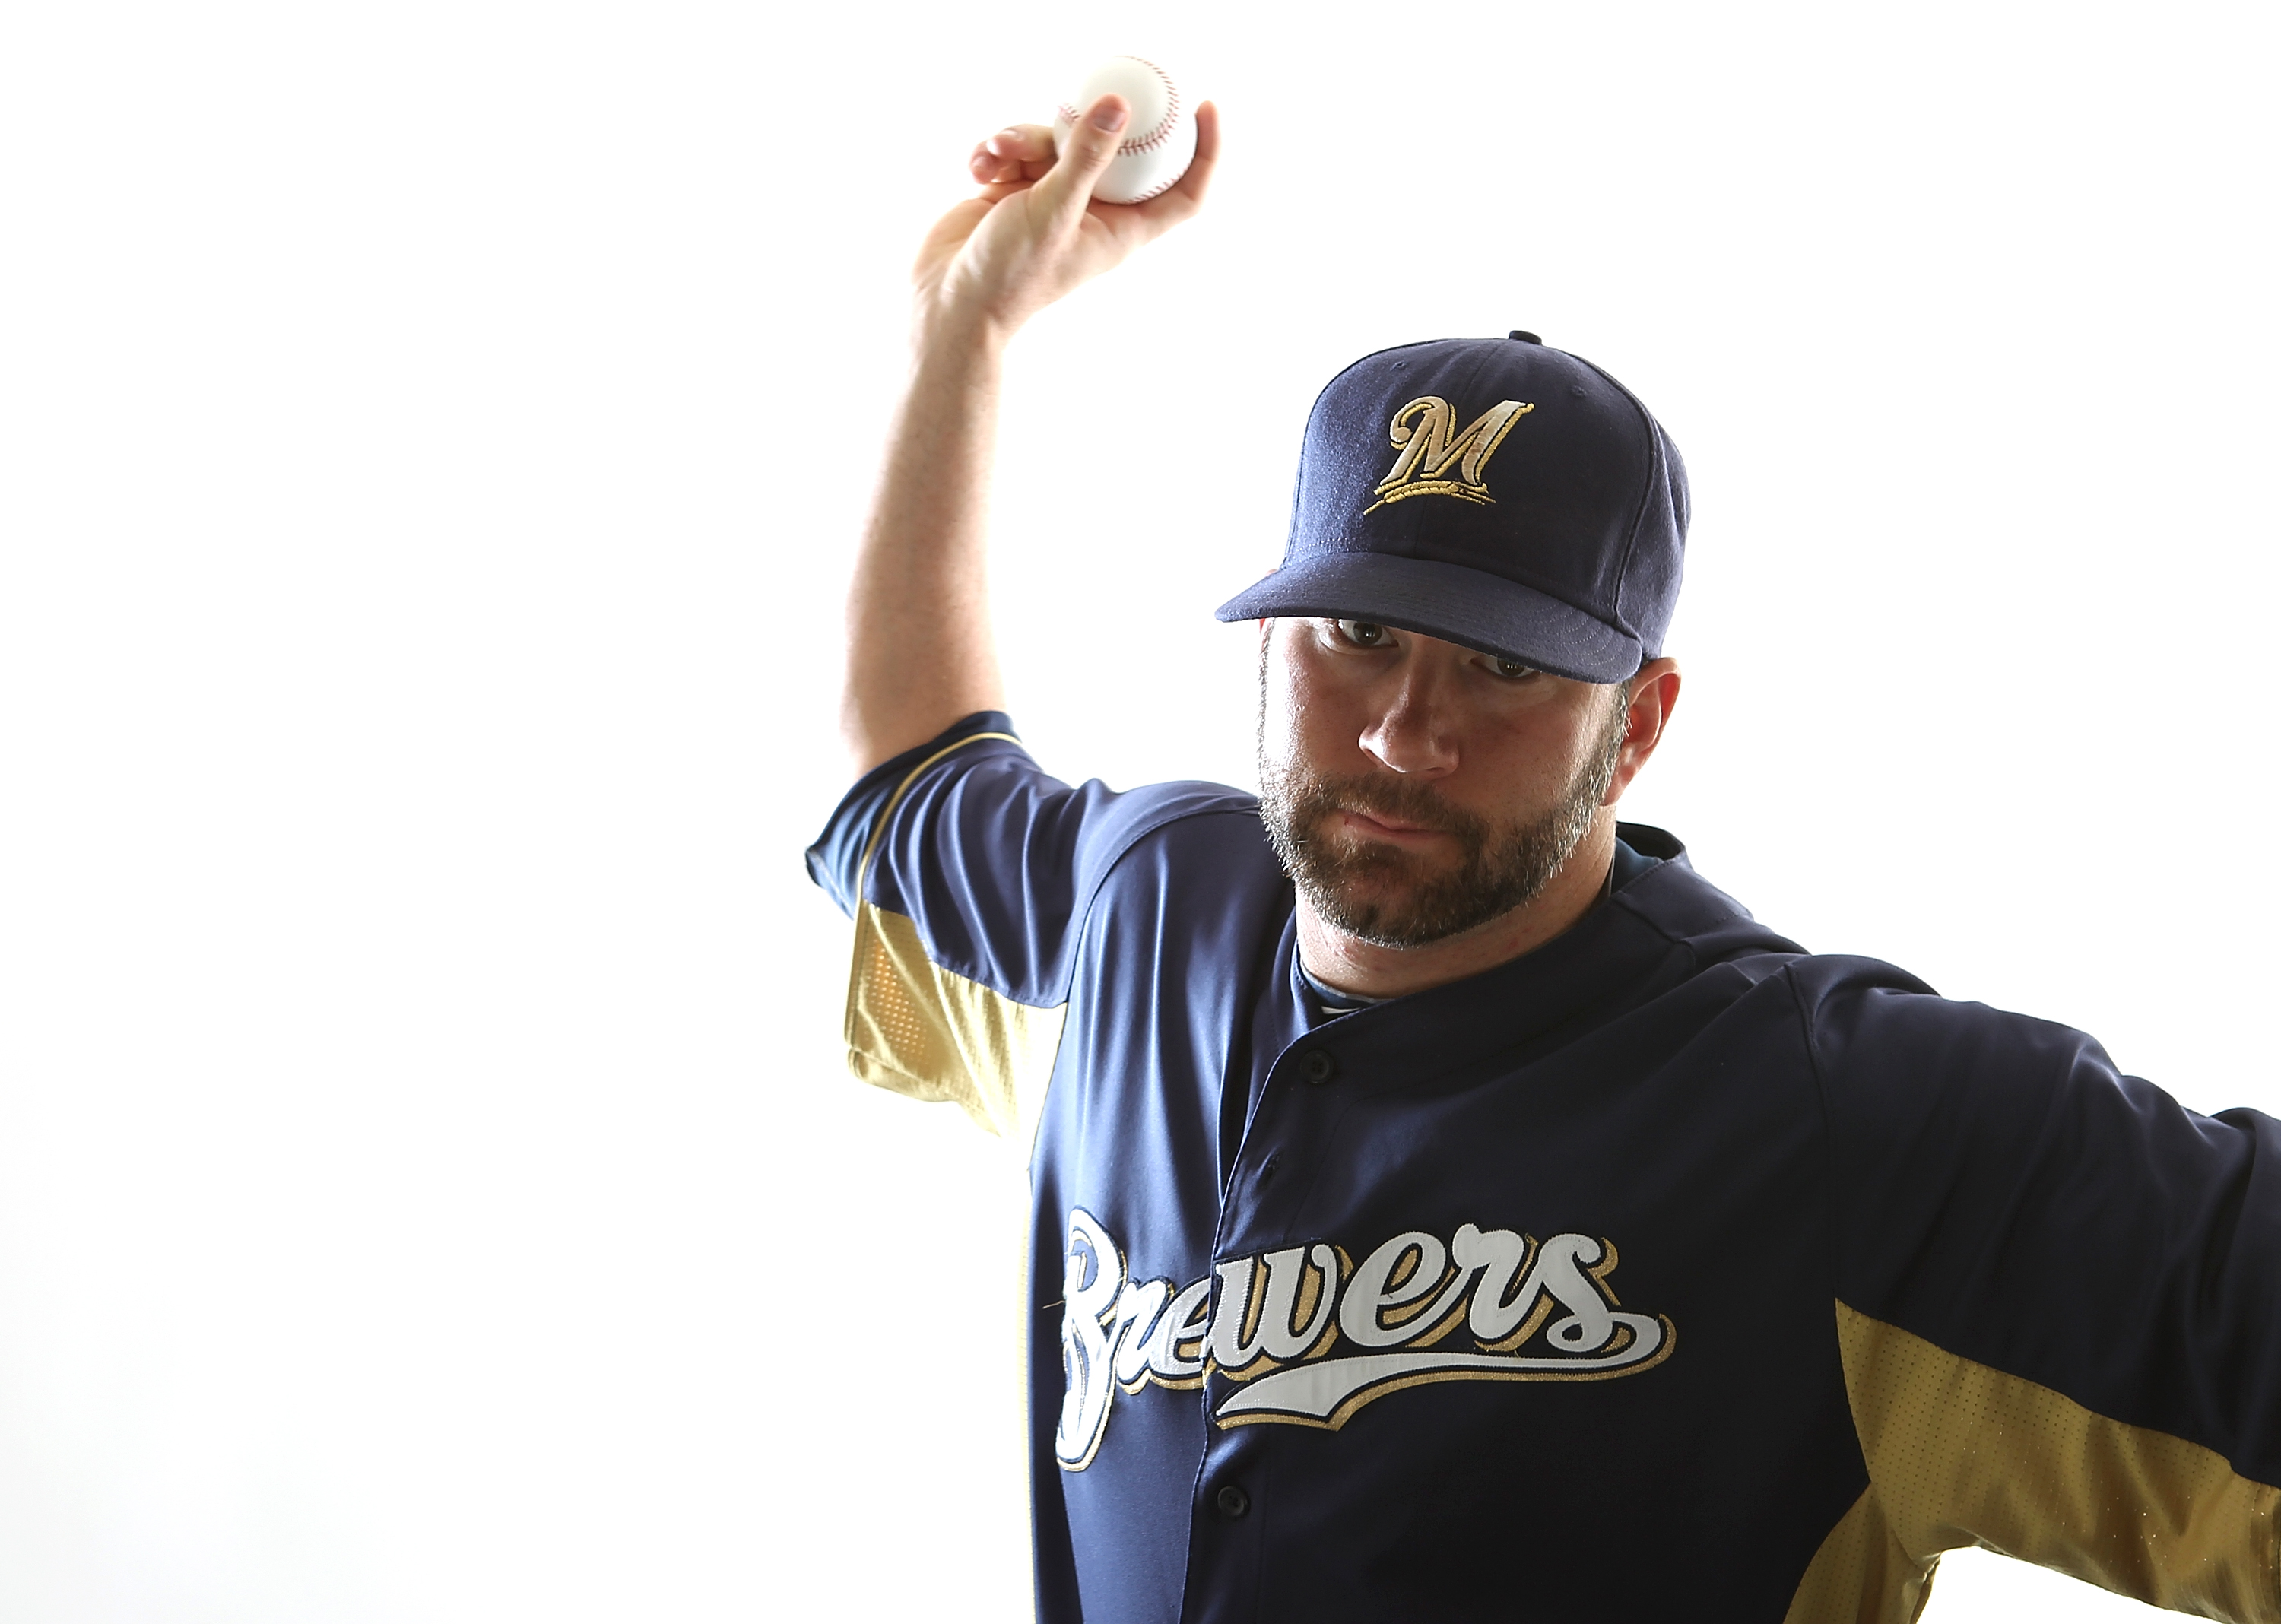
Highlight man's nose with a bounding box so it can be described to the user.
[1358,673,1458,778]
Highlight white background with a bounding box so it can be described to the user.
[2,0,2276,1618]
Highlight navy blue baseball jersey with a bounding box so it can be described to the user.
[806,712,2281,1622]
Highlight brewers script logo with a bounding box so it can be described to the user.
[1363,395,1535,514]
[1055,1209,1673,1470]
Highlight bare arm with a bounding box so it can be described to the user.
[840,97,1221,775]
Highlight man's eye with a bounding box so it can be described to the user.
[1492,656,1538,680]
[1335,620,1390,648]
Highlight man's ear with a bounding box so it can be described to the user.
[1604,658,1682,805]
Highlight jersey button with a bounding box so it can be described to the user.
[1214,1483,1251,1520]
[1302,1048,1336,1085]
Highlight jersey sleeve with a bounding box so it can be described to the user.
[804,711,1255,1136]
[1797,966,2281,1618]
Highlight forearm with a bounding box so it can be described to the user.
[835,96,1216,775]
[842,314,1010,774]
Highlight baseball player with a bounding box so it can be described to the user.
[808,94,2281,1621]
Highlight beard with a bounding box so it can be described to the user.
[1257,693,1628,950]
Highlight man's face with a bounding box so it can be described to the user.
[1257,617,1631,949]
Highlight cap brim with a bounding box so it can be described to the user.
[1213,553,1641,684]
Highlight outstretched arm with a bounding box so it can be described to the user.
[839,96,1221,775]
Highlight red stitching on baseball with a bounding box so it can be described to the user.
[1057,58,1185,155]
[1120,170,1182,203]
[1121,57,1181,154]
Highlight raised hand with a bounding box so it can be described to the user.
[911,95,1221,344]
[843,95,1220,772]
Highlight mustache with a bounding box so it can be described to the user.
[1282,771,1490,844]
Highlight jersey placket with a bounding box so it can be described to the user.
[1185,1026,1359,1624]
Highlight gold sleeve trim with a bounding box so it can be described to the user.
[1780,1487,1937,1624]
[853,731,1023,878]
[1822,1299,2281,1622]
[846,900,1066,1136]
[841,730,1064,1136]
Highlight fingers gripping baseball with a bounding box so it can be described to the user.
[967,124,1056,189]
[915,95,1217,341]
[1031,96,1129,224]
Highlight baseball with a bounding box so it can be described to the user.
[1052,56,1196,205]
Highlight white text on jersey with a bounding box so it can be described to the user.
[1055,1209,1674,1470]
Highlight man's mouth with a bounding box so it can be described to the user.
[1334,807,1452,847]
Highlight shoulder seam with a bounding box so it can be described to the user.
[1787,967,1862,1476]
[853,731,1023,893]
[858,734,1261,1004]
[1610,887,1695,953]
[1057,801,1273,1004]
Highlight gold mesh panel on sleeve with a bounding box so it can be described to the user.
[1818,1300,2281,1622]
[1781,1486,1940,1624]
[838,731,1064,1136]
[844,899,1065,1137]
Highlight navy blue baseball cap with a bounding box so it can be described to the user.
[1215,333,1688,684]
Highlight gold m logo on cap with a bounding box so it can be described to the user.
[1365,396,1534,514]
